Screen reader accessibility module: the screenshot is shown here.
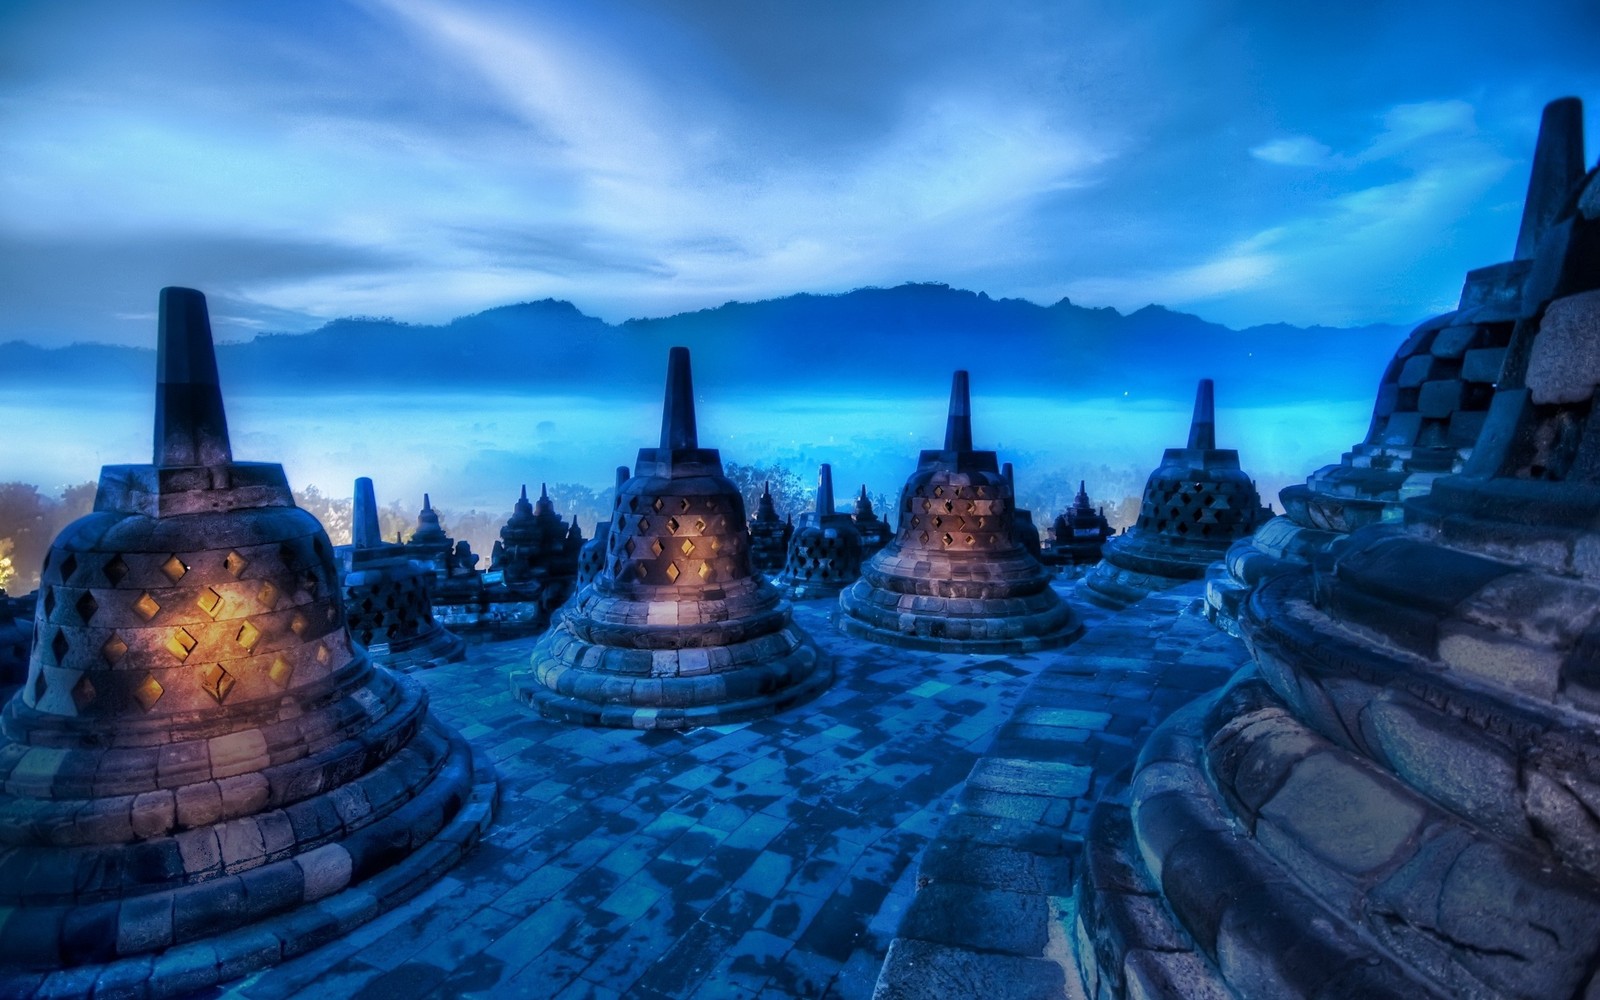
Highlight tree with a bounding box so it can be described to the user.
[0,481,96,592]
[294,484,353,545]
[723,461,807,521]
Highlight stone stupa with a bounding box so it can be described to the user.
[1043,480,1115,567]
[1003,462,1044,559]
[336,476,466,671]
[510,347,830,729]
[1081,379,1270,610]
[772,463,865,601]
[576,466,631,590]
[838,371,1082,652]
[1205,97,1585,635]
[0,288,492,997]
[747,482,791,574]
[851,485,894,556]
[491,484,581,594]
[1072,105,1600,1000]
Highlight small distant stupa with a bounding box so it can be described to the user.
[772,463,865,600]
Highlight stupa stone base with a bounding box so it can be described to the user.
[362,620,468,672]
[0,735,495,1000]
[837,566,1081,654]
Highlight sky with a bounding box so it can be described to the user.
[1,0,1598,347]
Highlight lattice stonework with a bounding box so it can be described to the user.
[606,493,747,588]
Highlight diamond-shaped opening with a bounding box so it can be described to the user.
[964,535,975,546]
[43,588,57,617]
[75,591,98,623]
[133,591,161,621]
[71,674,96,710]
[161,555,188,583]
[934,486,944,497]
[650,539,664,557]
[628,496,640,511]
[290,613,307,635]
[198,663,236,704]
[635,563,649,580]
[697,562,712,581]
[665,562,680,582]
[679,539,695,556]
[666,517,680,534]
[237,621,261,651]
[315,642,331,666]
[132,674,164,712]
[257,582,280,609]
[652,497,664,512]
[224,550,249,577]
[102,632,128,665]
[31,670,46,704]
[941,533,954,547]
[623,537,637,556]
[103,555,128,586]
[269,656,294,688]
[166,628,197,662]
[58,553,78,582]
[51,629,69,664]
[637,517,651,532]
[919,531,929,544]
[197,587,224,619]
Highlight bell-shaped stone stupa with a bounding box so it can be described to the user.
[1081,379,1270,610]
[851,485,894,557]
[336,477,466,671]
[510,347,829,728]
[838,371,1082,652]
[772,464,865,601]
[1072,108,1600,1000]
[1003,462,1044,559]
[1043,480,1115,567]
[1205,97,1585,635]
[576,466,631,590]
[747,482,791,573]
[0,289,492,997]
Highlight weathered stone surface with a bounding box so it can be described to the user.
[839,371,1081,654]
[1527,290,1600,404]
[0,288,493,998]
[512,347,829,728]
[1089,380,1269,613]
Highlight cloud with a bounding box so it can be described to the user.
[1251,136,1333,167]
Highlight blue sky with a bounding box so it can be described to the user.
[2,0,1597,347]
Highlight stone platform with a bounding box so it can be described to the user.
[217,582,1237,999]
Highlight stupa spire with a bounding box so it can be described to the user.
[353,476,381,549]
[659,345,699,450]
[817,464,835,517]
[153,286,233,467]
[1187,378,1216,450]
[1515,97,1585,260]
[944,370,973,452]
[616,466,630,489]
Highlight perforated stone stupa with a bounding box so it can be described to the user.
[747,482,791,573]
[576,466,630,590]
[510,347,829,728]
[851,485,893,556]
[336,477,465,671]
[1081,379,1269,610]
[837,371,1081,652]
[1205,97,1585,635]
[772,463,864,601]
[0,288,492,998]
[1072,121,1600,1000]
[1003,462,1044,559]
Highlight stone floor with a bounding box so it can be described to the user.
[215,581,1244,1000]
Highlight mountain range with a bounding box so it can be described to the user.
[0,283,1414,404]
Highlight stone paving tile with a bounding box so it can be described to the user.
[224,594,1079,999]
[871,581,1251,1000]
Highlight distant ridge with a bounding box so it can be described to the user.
[0,283,1411,404]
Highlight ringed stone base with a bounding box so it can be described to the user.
[0,735,496,1000]
[836,581,1081,654]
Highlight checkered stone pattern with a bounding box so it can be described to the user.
[773,513,864,601]
[575,521,611,589]
[839,452,1082,654]
[513,454,830,730]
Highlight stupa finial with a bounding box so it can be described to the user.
[1002,462,1016,486]
[817,464,835,517]
[944,370,973,452]
[423,493,432,511]
[353,477,381,549]
[660,346,699,450]
[1187,378,1216,450]
[153,286,233,467]
[616,466,630,489]
[520,484,529,502]
[1515,97,1585,261]
[540,483,549,500]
